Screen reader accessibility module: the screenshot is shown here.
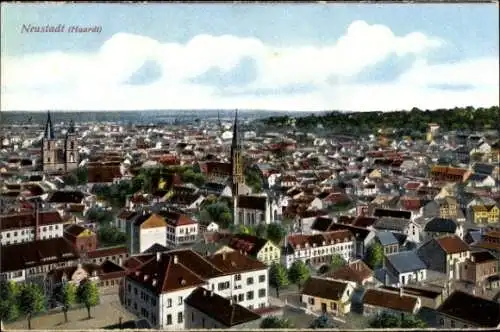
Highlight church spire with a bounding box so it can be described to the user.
[44,111,55,140]
[231,110,244,225]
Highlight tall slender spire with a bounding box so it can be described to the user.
[44,111,55,140]
[231,110,244,225]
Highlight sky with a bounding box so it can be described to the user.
[1,3,499,112]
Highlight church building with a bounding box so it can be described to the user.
[41,111,79,173]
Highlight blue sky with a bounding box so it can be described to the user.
[1,3,498,111]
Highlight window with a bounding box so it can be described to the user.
[235,274,241,281]
[128,284,131,292]
[177,312,183,324]
[247,277,254,285]
[451,321,455,328]
[439,318,444,326]
[191,312,194,322]
[134,288,138,295]
[14,232,17,236]
[167,314,172,325]
[258,289,266,298]
[309,297,315,305]
[218,282,230,290]
[238,293,244,302]
[202,318,205,328]
[259,275,266,283]
[246,291,254,300]
[178,296,183,305]
[167,298,172,308]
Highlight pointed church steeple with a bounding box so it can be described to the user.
[231,110,244,225]
[44,111,55,140]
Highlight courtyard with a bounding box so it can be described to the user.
[4,294,136,331]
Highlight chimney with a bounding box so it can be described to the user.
[157,252,161,262]
[173,255,178,264]
[399,287,403,298]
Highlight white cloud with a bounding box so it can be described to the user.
[1,20,498,112]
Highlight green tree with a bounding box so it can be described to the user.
[77,280,100,319]
[203,202,232,229]
[63,173,78,186]
[309,314,335,328]
[86,208,114,224]
[260,316,294,329]
[288,261,310,290]
[0,280,20,322]
[254,223,267,238]
[369,311,401,328]
[17,283,45,330]
[266,223,287,244]
[59,283,77,323]
[366,242,384,269]
[401,314,427,328]
[269,263,289,298]
[98,225,127,246]
[76,167,88,185]
[330,254,347,272]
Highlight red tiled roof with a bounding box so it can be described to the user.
[435,235,470,254]
[0,211,63,231]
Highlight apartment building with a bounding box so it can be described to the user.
[123,249,269,329]
[282,230,355,269]
[0,210,66,245]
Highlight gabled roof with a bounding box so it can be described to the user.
[376,231,399,246]
[185,287,261,327]
[386,250,427,273]
[374,208,411,220]
[437,291,500,327]
[424,217,458,233]
[302,277,349,301]
[128,254,206,295]
[363,288,419,313]
[48,191,84,204]
[324,260,373,284]
[226,234,269,256]
[1,237,79,272]
[374,217,410,232]
[435,235,470,254]
[0,210,63,231]
[237,195,266,211]
[311,217,334,232]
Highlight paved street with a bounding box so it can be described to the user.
[4,294,136,330]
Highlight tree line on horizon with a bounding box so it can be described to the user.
[259,106,500,137]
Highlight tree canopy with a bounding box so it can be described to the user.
[370,312,426,328]
[260,316,294,329]
[0,280,20,322]
[58,283,77,323]
[266,223,287,245]
[330,254,347,271]
[18,283,45,330]
[259,106,500,137]
[77,281,100,319]
[288,261,310,290]
[309,314,335,329]
[269,263,290,298]
[365,242,384,269]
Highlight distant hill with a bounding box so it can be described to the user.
[258,106,500,137]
